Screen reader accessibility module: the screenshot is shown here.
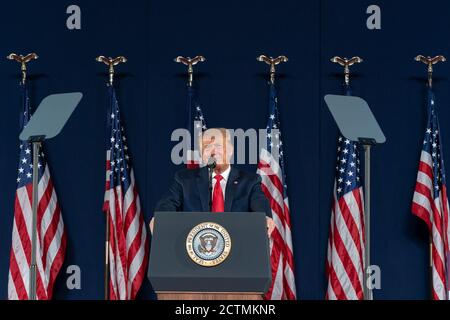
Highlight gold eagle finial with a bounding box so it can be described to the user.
[174,56,206,86]
[7,53,39,84]
[330,56,363,86]
[257,55,288,84]
[414,55,446,88]
[95,56,127,85]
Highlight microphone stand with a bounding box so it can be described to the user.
[208,167,213,211]
[207,157,216,211]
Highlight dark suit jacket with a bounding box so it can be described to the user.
[155,166,271,217]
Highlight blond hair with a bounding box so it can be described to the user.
[199,128,233,153]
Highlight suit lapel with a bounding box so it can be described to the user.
[196,167,210,212]
[224,167,239,212]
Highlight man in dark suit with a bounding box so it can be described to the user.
[151,128,274,236]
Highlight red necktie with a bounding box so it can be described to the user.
[211,175,224,212]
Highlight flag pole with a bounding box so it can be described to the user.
[174,55,206,171]
[256,54,289,299]
[96,55,127,300]
[256,54,288,173]
[174,55,206,130]
[414,54,446,299]
[7,53,39,300]
[331,56,371,300]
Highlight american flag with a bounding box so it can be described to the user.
[326,86,365,300]
[8,84,66,300]
[185,85,207,169]
[257,83,296,300]
[412,88,450,300]
[103,85,149,300]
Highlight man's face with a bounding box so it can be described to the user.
[201,131,232,166]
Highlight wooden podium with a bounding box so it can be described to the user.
[148,212,271,300]
[156,292,263,300]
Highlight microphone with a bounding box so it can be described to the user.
[207,156,217,169]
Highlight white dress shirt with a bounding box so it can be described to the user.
[211,165,231,200]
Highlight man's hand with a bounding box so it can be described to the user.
[266,217,275,237]
[149,217,154,235]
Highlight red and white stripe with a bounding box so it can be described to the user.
[257,148,296,300]
[103,150,149,300]
[8,165,67,300]
[187,149,202,169]
[326,183,365,300]
[412,150,450,300]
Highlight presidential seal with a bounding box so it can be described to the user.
[186,222,231,267]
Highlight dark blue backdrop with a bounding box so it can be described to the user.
[0,0,448,299]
